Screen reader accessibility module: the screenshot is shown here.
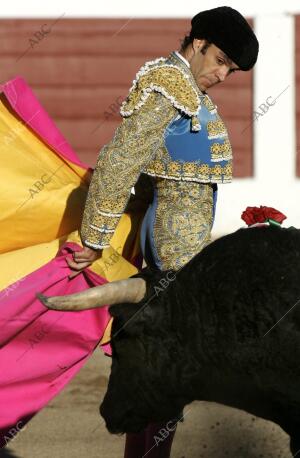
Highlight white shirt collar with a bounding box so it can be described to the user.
[174,51,190,68]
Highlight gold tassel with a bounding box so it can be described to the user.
[191,115,201,132]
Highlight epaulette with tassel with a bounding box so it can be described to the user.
[120,57,201,132]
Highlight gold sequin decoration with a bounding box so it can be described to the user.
[143,159,232,183]
[121,65,200,117]
[201,95,217,113]
[207,120,227,139]
[210,139,233,162]
[152,179,214,270]
[80,92,178,249]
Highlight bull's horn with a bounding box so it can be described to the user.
[36,277,146,311]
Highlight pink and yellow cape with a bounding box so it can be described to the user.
[0,76,144,447]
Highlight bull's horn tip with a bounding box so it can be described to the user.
[36,292,50,306]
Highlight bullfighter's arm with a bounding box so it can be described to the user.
[80,61,200,250]
[80,92,177,250]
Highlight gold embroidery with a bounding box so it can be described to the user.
[81,51,232,250]
[143,159,232,183]
[80,92,177,249]
[167,52,204,101]
[121,64,200,118]
[168,162,181,174]
[202,95,217,113]
[152,179,214,270]
[183,162,198,176]
[148,160,165,175]
[207,120,227,139]
[210,138,233,162]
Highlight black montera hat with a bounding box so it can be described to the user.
[191,6,259,71]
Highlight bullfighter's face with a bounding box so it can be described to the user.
[182,39,240,92]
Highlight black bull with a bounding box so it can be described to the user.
[100,226,300,454]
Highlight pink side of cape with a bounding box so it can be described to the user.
[0,77,140,447]
[0,75,92,171]
[0,244,113,447]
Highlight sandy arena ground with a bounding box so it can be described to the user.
[0,348,293,458]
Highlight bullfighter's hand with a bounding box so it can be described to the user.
[66,246,103,278]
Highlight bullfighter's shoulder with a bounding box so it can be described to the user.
[120,57,201,118]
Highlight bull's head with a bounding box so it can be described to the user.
[37,267,194,434]
[99,288,194,434]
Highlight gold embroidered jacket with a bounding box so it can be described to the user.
[80,51,233,250]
